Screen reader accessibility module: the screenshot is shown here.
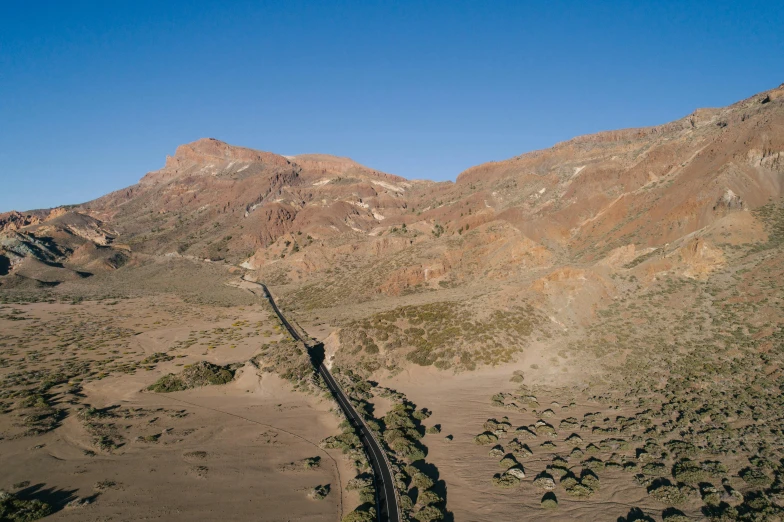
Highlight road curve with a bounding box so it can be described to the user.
[255,282,401,522]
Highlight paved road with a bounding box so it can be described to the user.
[255,282,401,522]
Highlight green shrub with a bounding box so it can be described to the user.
[585,443,600,454]
[310,484,330,500]
[147,373,186,392]
[641,462,667,476]
[347,477,373,491]
[701,503,738,521]
[342,507,376,522]
[499,455,518,469]
[560,475,579,489]
[147,361,235,392]
[581,472,600,492]
[649,484,687,505]
[515,426,537,439]
[0,490,53,522]
[664,440,697,459]
[415,505,444,522]
[413,409,432,421]
[565,483,594,498]
[417,489,442,506]
[541,492,558,509]
[672,459,705,484]
[535,424,557,438]
[661,508,689,522]
[533,473,556,491]
[508,439,533,457]
[474,432,498,445]
[358,488,375,504]
[492,472,521,488]
[739,467,772,487]
[582,457,605,472]
[700,484,721,506]
[301,456,321,469]
[411,472,434,490]
[141,352,174,365]
[701,461,728,478]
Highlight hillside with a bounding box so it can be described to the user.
[2,84,782,337]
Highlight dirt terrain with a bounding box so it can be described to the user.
[2,84,784,521]
[0,292,359,521]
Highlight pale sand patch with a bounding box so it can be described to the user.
[370,180,405,193]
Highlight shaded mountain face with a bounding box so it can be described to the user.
[0,208,127,288]
[2,85,783,337]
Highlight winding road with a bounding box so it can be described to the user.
[253,281,401,522]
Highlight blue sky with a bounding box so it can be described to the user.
[1,1,782,212]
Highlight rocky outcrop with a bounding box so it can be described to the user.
[378,262,448,295]
[0,231,66,267]
[0,210,128,281]
[713,189,744,212]
[0,208,67,232]
[676,237,725,280]
[141,138,294,186]
[0,211,40,232]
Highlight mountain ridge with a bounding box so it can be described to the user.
[1,83,782,324]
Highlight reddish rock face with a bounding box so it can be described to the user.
[2,84,783,301]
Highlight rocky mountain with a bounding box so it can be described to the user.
[80,137,418,263]
[0,208,127,287]
[2,84,783,347]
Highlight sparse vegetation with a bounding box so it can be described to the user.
[309,484,330,500]
[541,492,558,509]
[338,300,543,370]
[147,361,237,392]
[0,490,53,522]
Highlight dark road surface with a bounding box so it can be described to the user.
[255,281,401,522]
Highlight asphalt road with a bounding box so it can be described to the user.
[256,282,401,522]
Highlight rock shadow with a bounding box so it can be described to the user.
[15,483,82,513]
[617,507,655,522]
[308,342,326,369]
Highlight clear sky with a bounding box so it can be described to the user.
[1,1,782,212]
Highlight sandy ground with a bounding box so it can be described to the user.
[377,365,703,522]
[0,297,356,521]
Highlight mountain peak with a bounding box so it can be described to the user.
[167,138,288,166]
[139,138,292,185]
